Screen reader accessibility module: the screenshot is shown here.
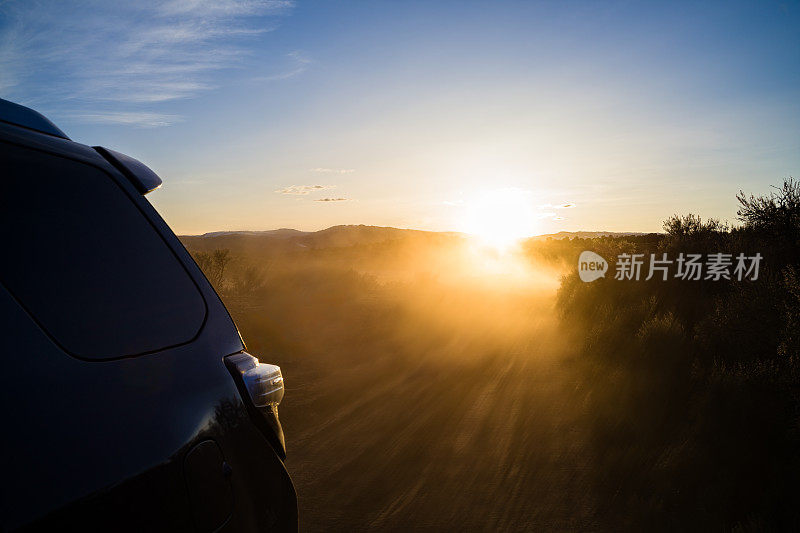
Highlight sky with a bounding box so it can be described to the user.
[1,0,799,236]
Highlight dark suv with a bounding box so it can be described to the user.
[0,98,297,532]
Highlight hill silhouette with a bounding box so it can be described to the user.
[180,224,644,254]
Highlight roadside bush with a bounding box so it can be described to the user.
[559,179,800,529]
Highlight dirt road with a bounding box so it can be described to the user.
[277,309,597,531]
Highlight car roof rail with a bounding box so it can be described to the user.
[0,97,69,139]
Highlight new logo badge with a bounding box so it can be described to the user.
[578,251,608,282]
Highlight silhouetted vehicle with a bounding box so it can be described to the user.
[0,98,297,532]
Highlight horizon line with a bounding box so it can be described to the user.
[179,224,655,238]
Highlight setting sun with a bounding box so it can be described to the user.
[458,188,539,250]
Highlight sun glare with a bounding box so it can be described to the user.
[458,188,538,251]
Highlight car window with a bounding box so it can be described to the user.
[0,142,206,359]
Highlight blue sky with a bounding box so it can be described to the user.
[1,0,798,235]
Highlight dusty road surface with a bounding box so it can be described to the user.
[231,275,597,531]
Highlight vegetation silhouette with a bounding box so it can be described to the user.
[551,178,800,530]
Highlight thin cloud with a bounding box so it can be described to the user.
[74,111,183,128]
[261,50,312,81]
[314,197,350,202]
[310,167,355,174]
[158,0,293,17]
[539,202,577,209]
[537,205,569,221]
[0,0,295,126]
[276,184,334,195]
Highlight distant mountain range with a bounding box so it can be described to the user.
[180,225,464,254]
[179,225,649,254]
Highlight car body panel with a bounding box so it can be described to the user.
[0,120,297,531]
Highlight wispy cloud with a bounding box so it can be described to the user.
[537,202,574,221]
[261,50,312,80]
[276,184,335,195]
[73,111,183,128]
[314,197,350,202]
[539,202,577,209]
[0,0,295,125]
[310,167,355,174]
[158,0,293,17]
